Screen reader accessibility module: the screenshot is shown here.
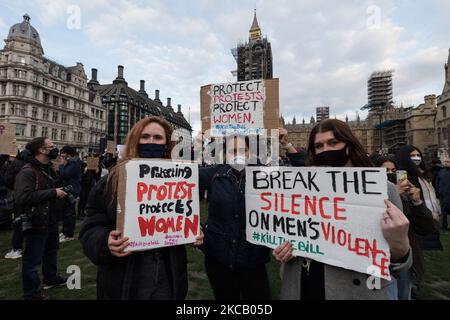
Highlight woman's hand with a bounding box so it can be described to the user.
[108,230,132,258]
[192,230,204,247]
[279,127,289,146]
[273,241,295,263]
[397,179,410,196]
[381,200,410,262]
[407,184,422,204]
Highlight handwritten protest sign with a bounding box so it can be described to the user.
[117,159,200,252]
[200,79,280,137]
[246,167,392,280]
[86,157,99,171]
[0,123,17,155]
[106,140,116,154]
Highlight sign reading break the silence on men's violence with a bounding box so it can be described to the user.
[200,79,280,137]
[246,167,392,280]
[117,159,200,252]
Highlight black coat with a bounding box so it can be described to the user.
[402,200,438,282]
[79,175,188,300]
[199,165,270,270]
[14,157,61,231]
[4,150,32,190]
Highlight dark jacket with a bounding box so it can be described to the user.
[437,167,450,212]
[59,157,82,198]
[79,175,188,300]
[0,158,12,197]
[14,157,60,231]
[4,150,32,190]
[402,199,438,282]
[199,165,270,270]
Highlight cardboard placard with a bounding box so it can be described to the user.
[245,167,392,280]
[107,140,116,154]
[117,159,200,252]
[0,123,17,155]
[86,157,99,171]
[201,79,280,137]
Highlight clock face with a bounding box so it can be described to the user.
[250,31,261,39]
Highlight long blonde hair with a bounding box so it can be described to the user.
[107,116,175,198]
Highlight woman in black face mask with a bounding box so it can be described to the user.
[273,119,412,300]
[371,155,437,300]
[79,117,203,300]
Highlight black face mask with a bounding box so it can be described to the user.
[48,148,59,160]
[387,173,397,184]
[315,147,349,167]
[138,144,166,159]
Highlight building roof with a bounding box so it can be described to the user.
[92,82,192,131]
[7,14,42,50]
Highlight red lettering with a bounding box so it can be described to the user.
[138,216,156,236]
[291,194,301,214]
[137,182,148,202]
[319,197,332,219]
[305,196,316,216]
[184,214,199,239]
[333,197,347,221]
[260,192,272,210]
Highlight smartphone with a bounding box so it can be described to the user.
[396,170,407,183]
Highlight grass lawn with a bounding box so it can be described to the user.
[0,201,448,300]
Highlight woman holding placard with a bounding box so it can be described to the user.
[79,117,203,300]
[273,119,412,300]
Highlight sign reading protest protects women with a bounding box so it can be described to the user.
[245,167,392,280]
[117,159,200,252]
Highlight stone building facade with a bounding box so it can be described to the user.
[0,14,106,155]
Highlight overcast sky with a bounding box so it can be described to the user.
[1,0,449,134]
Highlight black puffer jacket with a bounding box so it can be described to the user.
[14,157,61,231]
[79,175,188,300]
[199,165,270,270]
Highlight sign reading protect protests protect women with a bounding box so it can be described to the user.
[209,80,266,136]
[117,159,200,252]
[246,167,392,280]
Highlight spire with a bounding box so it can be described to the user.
[292,116,297,125]
[249,9,262,40]
[444,48,450,94]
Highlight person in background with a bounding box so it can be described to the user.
[58,146,82,243]
[371,155,437,300]
[78,161,96,220]
[274,119,412,300]
[15,137,69,300]
[395,146,443,250]
[4,148,33,259]
[437,157,450,231]
[79,117,203,300]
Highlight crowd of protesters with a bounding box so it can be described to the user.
[0,116,448,300]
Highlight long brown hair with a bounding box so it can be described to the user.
[107,116,175,198]
[306,119,372,167]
